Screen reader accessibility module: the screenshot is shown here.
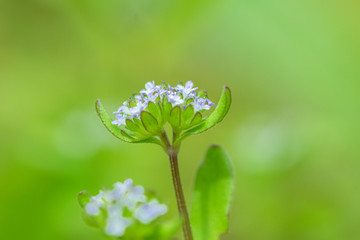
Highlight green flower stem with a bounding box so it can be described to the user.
[169,151,193,240]
[160,131,193,240]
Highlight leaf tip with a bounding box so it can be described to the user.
[209,144,221,149]
[95,99,102,113]
[77,190,90,208]
[224,86,231,99]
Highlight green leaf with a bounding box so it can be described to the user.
[190,145,233,240]
[197,90,208,98]
[162,95,173,122]
[95,99,133,143]
[96,99,161,145]
[125,119,148,136]
[157,101,166,125]
[147,101,162,122]
[182,105,195,129]
[133,117,149,133]
[125,119,140,132]
[178,86,231,142]
[77,191,91,208]
[146,219,181,240]
[186,98,194,105]
[128,100,137,107]
[141,111,160,134]
[169,106,181,131]
[190,112,203,127]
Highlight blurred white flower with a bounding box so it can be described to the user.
[134,199,168,224]
[83,179,167,237]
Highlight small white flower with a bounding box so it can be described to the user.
[112,182,128,200]
[129,101,148,118]
[144,92,159,102]
[134,95,142,102]
[157,85,167,98]
[134,199,168,224]
[124,178,133,187]
[112,113,127,126]
[192,96,215,111]
[140,81,157,96]
[85,202,101,215]
[177,81,198,99]
[123,185,147,210]
[167,92,184,106]
[82,179,167,237]
[105,206,132,237]
[85,191,106,215]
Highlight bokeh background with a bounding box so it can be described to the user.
[1,0,360,239]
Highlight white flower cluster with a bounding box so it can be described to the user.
[112,81,215,126]
[85,179,167,237]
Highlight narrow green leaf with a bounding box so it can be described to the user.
[133,117,146,131]
[147,101,161,121]
[125,119,140,132]
[125,119,148,136]
[121,129,136,140]
[190,112,202,127]
[186,98,194,105]
[157,101,165,125]
[190,145,233,240]
[96,99,161,145]
[162,95,172,122]
[134,137,162,145]
[121,129,162,145]
[128,100,137,107]
[182,105,195,129]
[169,106,181,130]
[178,86,231,142]
[141,111,160,134]
[197,90,208,98]
[95,99,133,143]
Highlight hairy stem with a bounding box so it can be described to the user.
[161,131,193,240]
[169,151,193,240]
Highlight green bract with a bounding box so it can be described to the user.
[96,81,231,149]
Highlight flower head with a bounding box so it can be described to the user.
[96,81,231,146]
[78,179,168,238]
[111,81,214,128]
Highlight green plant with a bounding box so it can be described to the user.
[78,81,233,240]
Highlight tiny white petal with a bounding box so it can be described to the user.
[145,81,155,91]
[85,202,100,215]
[113,182,127,200]
[185,81,194,89]
[105,215,132,237]
[124,179,133,188]
[123,185,147,210]
[134,199,168,224]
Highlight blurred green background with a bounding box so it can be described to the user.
[1,0,359,239]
